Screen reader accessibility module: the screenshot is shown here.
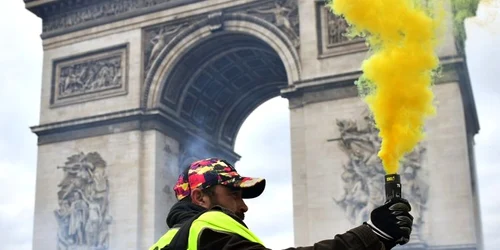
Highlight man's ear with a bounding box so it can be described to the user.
[191,189,209,208]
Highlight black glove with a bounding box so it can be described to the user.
[365,198,413,249]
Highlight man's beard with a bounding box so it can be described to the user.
[237,212,245,221]
[209,201,245,221]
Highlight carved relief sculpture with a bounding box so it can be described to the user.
[42,0,195,33]
[316,3,367,57]
[325,7,351,46]
[143,22,190,71]
[58,56,121,97]
[247,0,300,48]
[334,114,429,243]
[142,0,300,81]
[54,152,112,250]
[207,11,225,32]
[52,44,128,107]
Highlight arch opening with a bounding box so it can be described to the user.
[233,97,293,249]
[157,31,288,159]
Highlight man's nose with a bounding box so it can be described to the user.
[239,199,248,213]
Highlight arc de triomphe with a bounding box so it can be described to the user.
[25,0,482,249]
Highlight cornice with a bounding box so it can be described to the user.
[25,0,201,39]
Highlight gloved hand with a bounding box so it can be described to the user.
[365,198,413,249]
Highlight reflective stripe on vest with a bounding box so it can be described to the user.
[149,210,263,250]
[148,227,179,250]
[188,211,264,249]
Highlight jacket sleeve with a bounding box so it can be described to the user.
[199,224,387,250]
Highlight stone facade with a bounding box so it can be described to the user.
[287,82,480,249]
[26,0,482,249]
[32,130,182,250]
[38,28,142,124]
[33,131,143,249]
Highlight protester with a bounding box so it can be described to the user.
[149,158,413,250]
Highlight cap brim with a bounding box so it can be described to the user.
[226,177,266,199]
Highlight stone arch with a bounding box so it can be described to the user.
[142,12,300,159]
[144,12,301,110]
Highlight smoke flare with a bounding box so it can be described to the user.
[328,0,445,174]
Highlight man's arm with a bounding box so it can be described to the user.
[198,224,386,250]
[199,198,413,250]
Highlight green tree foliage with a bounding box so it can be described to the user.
[451,0,480,50]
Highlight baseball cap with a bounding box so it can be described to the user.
[173,158,266,200]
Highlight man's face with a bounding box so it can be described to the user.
[207,185,248,221]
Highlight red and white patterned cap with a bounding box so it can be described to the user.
[173,158,266,200]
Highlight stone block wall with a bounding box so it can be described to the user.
[26,0,481,249]
[289,82,479,249]
[33,131,142,249]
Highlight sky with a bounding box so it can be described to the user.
[0,1,498,250]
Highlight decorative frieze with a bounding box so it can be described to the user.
[142,0,300,69]
[246,0,300,48]
[51,44,128,107]
[143,22,191,71]
[26,0,199,37]
[316,3,367,58]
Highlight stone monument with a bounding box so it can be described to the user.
[25,0,482,249]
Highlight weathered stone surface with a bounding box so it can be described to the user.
[315,3,367,58]
[245,0,300,48]
[28,0,481,250]
[25,0,199,36]
[54,152,112,250]
[33,132,143,250]
[143,22,191,72]
[334,114,429,243]
[39,29,142,124]
[288,83,479,248]
[51,44,128,107]
[142,0,299,80]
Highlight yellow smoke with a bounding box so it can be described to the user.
[328,0,445,174]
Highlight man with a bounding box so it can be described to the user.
[150,158,413,250]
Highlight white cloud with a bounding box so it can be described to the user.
[235,97,295,249]
[0,1,41,250]
[464,2,500,249]
[0,162,36,250]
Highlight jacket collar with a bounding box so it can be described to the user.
[166,201,248,228]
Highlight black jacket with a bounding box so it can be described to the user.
[165,201,389,250]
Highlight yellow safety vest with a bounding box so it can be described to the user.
[149,210,264,250]
[149,227,179,250]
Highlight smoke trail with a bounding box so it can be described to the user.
[328,0,445,174]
